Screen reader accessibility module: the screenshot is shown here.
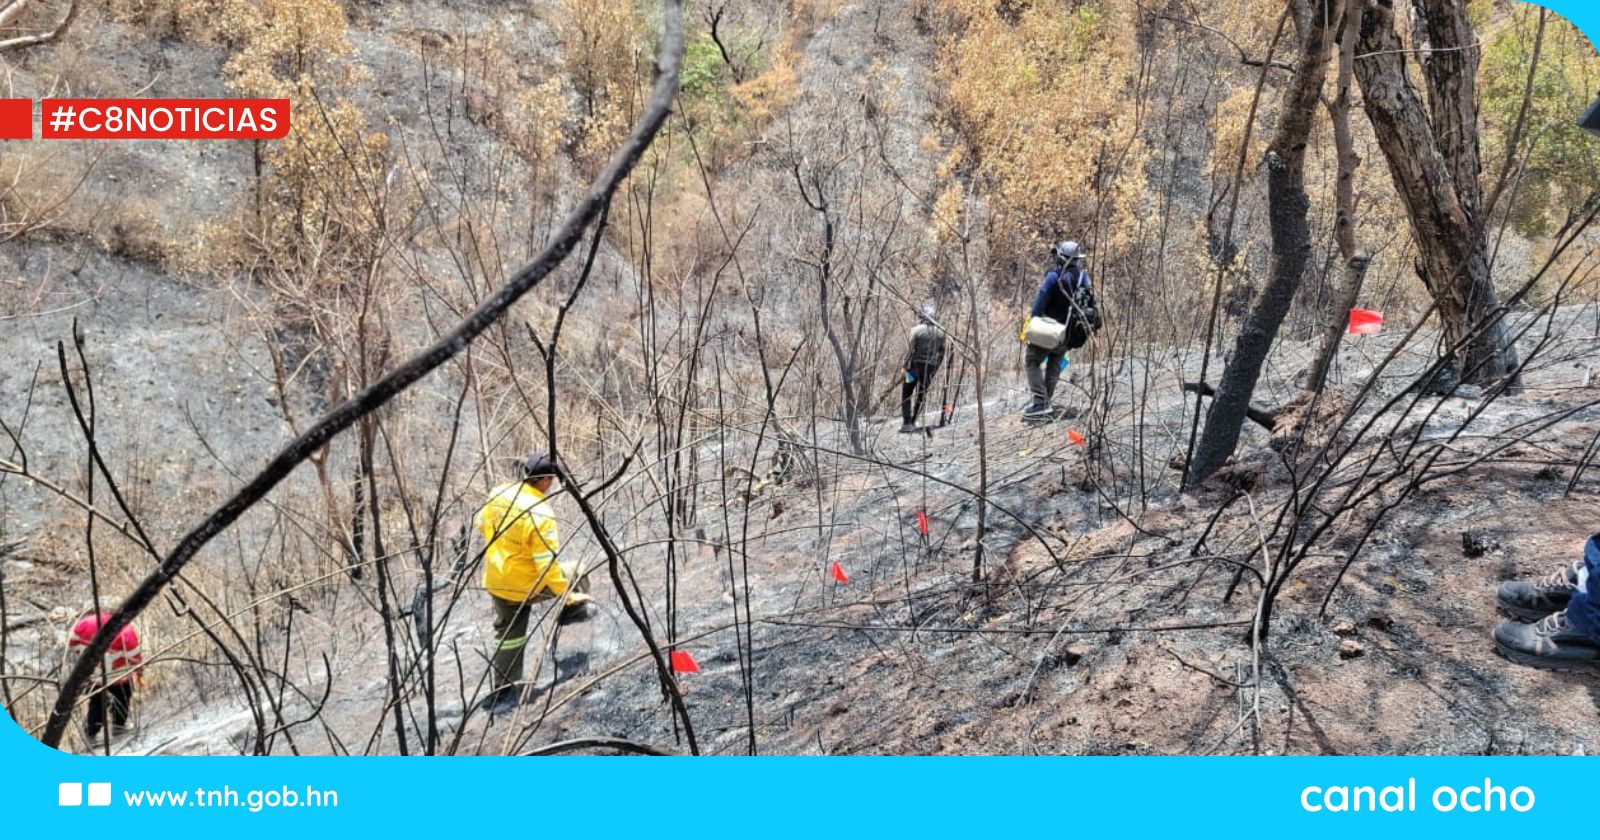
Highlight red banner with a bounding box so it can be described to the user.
[39,99,290,139]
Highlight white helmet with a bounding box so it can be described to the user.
[1053,241,1083,263]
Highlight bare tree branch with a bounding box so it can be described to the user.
[0,0,79,52]
[41,0,688,748]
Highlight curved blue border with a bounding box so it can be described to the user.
[1535,2,1600,49]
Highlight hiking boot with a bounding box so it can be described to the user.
[898,422,918,434]
[1493,611,1600,674]
[1022,403,1053,419]
[1496,559,1582,621]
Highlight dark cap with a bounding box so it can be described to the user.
[519,452,559,481]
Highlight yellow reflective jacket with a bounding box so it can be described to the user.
[476,481,568,602]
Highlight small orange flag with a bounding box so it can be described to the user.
[670,650,700,674]
[916,511,929,536]
[1068,429,1085,446]
[831,562,849,583]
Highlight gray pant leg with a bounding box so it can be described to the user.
[1024,344,1064,405]
[1043,350,1063,401]
[1025,344,1048,405]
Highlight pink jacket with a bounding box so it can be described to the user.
[68,612,143,686]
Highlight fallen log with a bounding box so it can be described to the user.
[1182,381,1280,431]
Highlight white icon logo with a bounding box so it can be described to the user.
[58,782,111,807]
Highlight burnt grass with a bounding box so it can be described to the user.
[10,284,1599,756]
[460,375,1600,756]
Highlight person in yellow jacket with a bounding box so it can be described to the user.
[476,452,592,712]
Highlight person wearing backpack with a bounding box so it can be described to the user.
[1021,241,1100,418]
[900,303,947,433]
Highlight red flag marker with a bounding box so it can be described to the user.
[1348,308,1383,335]
[670,650,700,674]
[831,561,849,583]
[916,511,929,536]
[1068,429,1085,446]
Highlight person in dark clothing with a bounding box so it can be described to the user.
[901,304,946,433]
[1023,241,1099,417]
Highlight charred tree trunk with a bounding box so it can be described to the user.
[1303,0,1368,394]
[1187,0,1338,488]
[795,165,866,454]
[1353,0,1521,390]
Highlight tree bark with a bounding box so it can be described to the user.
[1183,381,1280,431]
[1352,0,1521,390]
[1413,0,1483,220]
[1303,0,1368,394]
[1187,0,1338,488]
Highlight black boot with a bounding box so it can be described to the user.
[1496,559,1581,620]
[1493,611,1600,674]
[478,685,520,717]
